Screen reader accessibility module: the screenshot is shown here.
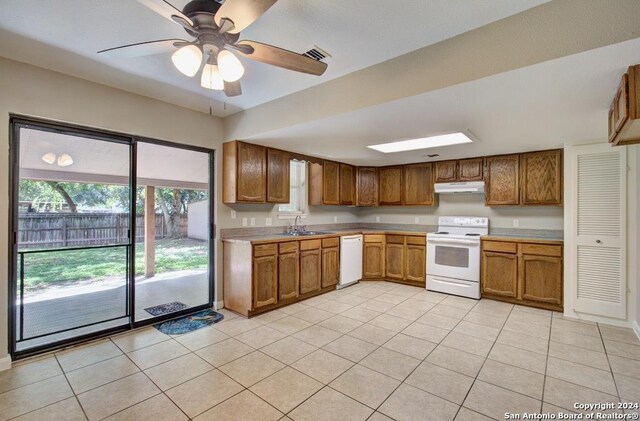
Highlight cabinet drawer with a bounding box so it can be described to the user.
[520,244,562,257]
[406,236,426,246]
[386,235,404,244]
[322,237,339,248]
[254,243,277,257]
[279,241,299,254]
[300,239,322,251]
[364,234,385,243]
[482,241,517,254]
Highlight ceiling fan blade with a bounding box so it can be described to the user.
[98,39,188,58]
[214,0,277,34]
[224,80,242,97]
[137,0,194,26]
[235,40,328,76]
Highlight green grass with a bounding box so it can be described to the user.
[21,238,208,289]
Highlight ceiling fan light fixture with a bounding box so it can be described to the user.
[201,63,224,90]
[41,152,56,165]
[57,154,74,167]
[171,45,203,77]
[217,50,244,82]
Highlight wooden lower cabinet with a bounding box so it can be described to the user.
[519,253,563,306]
[322,247,340,288]
[300,249,321,295]
[278,251,299,300]
[481,239,563,311]
[481,251,518,298]
[363,235,385,278]
[253,255,278,309]
[385,243,405,281]
[405,243,426,282]
[383,235,426,286]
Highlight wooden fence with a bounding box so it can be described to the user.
[18,213,188,249]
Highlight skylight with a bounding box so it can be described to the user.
[367,132,473,153]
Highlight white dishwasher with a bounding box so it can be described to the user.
[338,234,363,289]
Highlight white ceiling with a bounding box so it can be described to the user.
[0,0,549,117]
[246,37,640,166]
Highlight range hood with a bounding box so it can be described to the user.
[434,181,485,194]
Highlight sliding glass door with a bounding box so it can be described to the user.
[10,117,214,357]
[11,122,133,353]
[133,141,212,322]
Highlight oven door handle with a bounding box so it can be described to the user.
[427,238,479,246]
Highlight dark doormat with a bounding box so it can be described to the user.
[144,301,188,316]
[153,309,224,335]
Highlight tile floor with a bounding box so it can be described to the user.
[2,281,640,420]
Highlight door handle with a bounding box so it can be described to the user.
[596,240,602,244]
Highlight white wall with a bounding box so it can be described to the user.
[358,195,564,230]
[635,146,640,337]
[0,57,224,364]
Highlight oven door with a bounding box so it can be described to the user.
[426,237,480,282]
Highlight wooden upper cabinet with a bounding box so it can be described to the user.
[357,167,379,206]
[379,166,404,206]
[435,161,457,183]
[484,155,519,206]
[308,162,323,206]
[458,158,483,181]
[609,65,640,146]
[322,161,340,205]
[404,163,435,206]
[340,164,356,206]
[223,141,266,203]
[266,148,290,204]
[520,150,562,206]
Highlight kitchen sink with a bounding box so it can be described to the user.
[279,231,332,236]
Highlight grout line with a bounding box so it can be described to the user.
[596,322,623,403]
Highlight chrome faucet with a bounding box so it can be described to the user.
[294,215,302,233]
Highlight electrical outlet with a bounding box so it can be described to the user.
[513,219,519,228]
[333,216,338,223]
[230,210,236,219]
[414,216,420,224]
[250,217,256,226]
[265,217,272,226]
[375,216,381,222]
[242,217,248,227]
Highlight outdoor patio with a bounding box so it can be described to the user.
[16,268,209,351]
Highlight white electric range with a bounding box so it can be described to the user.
[426,216,488,299]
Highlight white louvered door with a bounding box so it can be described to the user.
[572,144,626,319]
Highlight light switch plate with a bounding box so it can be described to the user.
[513,219,519,228]
[333,216,338,223]
[414,217,420,224]
[250,217,256,226]
[230,210,236,219]
[242,218,248,227]
[265,217,272,226]
[375,216,381,222]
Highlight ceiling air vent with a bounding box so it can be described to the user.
[302,46,331,61]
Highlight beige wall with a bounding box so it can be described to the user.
[0,57,224,360]
[358,195,564,230]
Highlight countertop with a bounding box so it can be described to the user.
[222,229,563,245]
[222,229,429,244]
[481,234,563,245]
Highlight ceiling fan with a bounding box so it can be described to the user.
[98,0,328,97]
